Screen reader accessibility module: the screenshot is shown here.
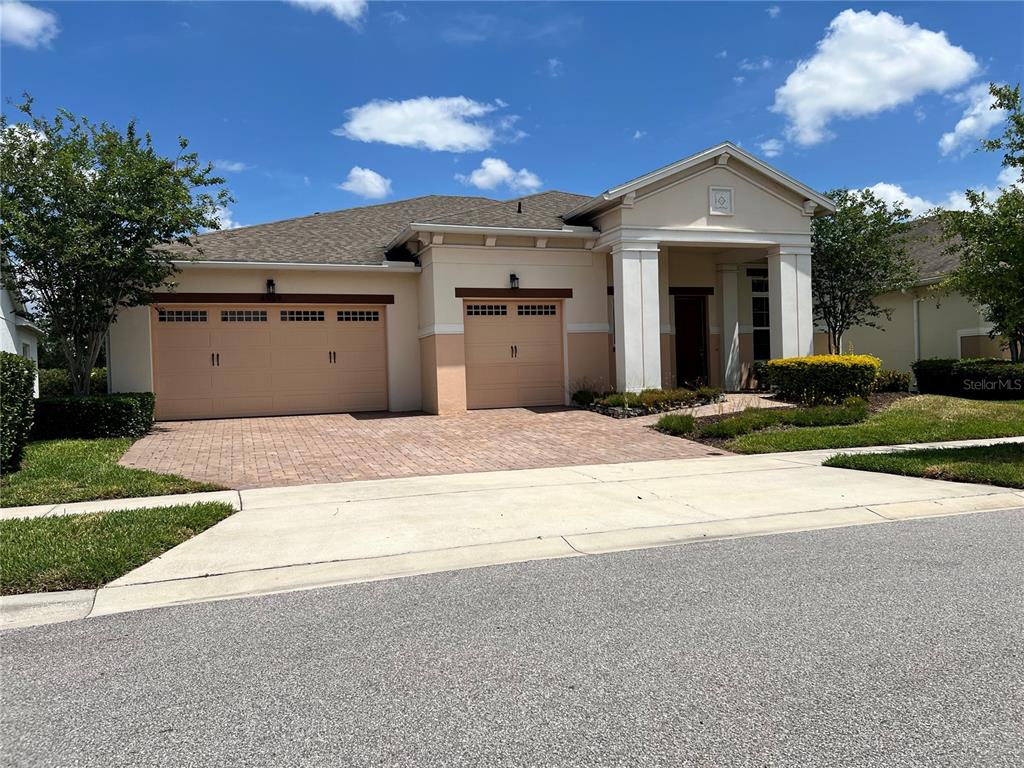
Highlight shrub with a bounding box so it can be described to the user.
[698,397,869,439]
[571,388,599,406]
[0,352,36,472]
[694,386,724,404]
[912,358,1024,399]
[751,360,771,390]
[873,369,911,392]
[32,393,155,440]
[654,413,695,436]
[765,354,881,405]
[598,392,642,409]
[38,367,108,398]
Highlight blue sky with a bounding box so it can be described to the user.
[2,1,1022,228]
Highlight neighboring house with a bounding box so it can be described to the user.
[0,285,42,396]
[107,142,835,420]
[819,216,1010,373]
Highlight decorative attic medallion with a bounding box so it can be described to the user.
[709,186,734,216]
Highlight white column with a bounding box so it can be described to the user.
[718,264,741,391]
[768,249,813,359]
[612,242,661,392]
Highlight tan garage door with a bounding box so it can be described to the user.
[152,304,387,420]
[464,301,564,409]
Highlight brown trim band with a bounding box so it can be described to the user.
[151,292,395,305]
[454,288,573,299]
[669,286,715,296]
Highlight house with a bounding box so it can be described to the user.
[107,142,835,420]
[821,216,1010,373]
[0,285,42,396]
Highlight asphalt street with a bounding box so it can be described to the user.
[2,509,1022,767]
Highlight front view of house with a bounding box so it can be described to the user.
[107,142,835,420]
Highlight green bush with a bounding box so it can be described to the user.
[694,386,724,404]
[32,393,155,440]
[765,354,881,405]
[571,388,599,406]
[699,398,868,439]
[654,413,695,436]
[599,392,642,408]
[0,352,37,472]
[38,367,108,398]
[873,369,911,392]
[912,358,1024,399]
[751,360,771,390]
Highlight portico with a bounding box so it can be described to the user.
[565,143,833,393]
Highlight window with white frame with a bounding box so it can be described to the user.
[748,268,770,360]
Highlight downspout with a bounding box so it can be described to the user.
[912,294,922,391]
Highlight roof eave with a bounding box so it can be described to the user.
[387,222,599,252]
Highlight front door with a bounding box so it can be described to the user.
[674,295,709,387]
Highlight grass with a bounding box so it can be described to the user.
[654,413,695,436]
[824,443,1024,489]
[0,439,223,508]
[728,396,1024,453]
[0,502,235,595]
[699,398,869,440]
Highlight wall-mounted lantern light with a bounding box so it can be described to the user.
[266,279,276,296]
[509,273,519,290]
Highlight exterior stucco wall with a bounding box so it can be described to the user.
[842,289,1004,373]
[622,164,812,234]
[108,266,423,412]
[0,289,19,354]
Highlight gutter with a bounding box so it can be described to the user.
[386,222,598,252]
[171,260,421,273]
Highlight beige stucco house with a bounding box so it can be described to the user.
[107,142,835,420]
[818,216,1011,373]
[1,285,42,396]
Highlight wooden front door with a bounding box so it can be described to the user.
[674,295,709,387]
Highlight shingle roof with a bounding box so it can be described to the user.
[165,194,496,266]
[416,190,593,230]
[907,216,960,281]
[166,190,594,267]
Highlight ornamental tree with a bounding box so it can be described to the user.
[811,188,918,354]
[0,96,229,394]
[940,82,1024,361]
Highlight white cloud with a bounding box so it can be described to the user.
[766,5,781,19]
[383,9,407,24]
[335,96,512,152]
[286,0,366,28]
[758,138,784,158]
[632,129,646,140]
[545,57,564,78]
[212,206,243,230]
[733,76,746,85]
[914,106,927,123]
[738,56,773,71]
[866,169,1020,217]
[715,49,728,59]
[938,83,1008,156]
[0,1,58,48]
[772,10,979,146]
[213,159,251,172]
[337,166,392,199]
[456,157,542,193]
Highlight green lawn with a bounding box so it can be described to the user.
[0,439,222,508]
[0,502,235,595]
[727,396,1024,453]
[824,443,1024,489]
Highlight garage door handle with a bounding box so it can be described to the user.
[211,353,215,367]
[215,353,220,366]
[513,344,518,358]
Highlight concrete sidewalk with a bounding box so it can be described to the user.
[3,439,1022,631]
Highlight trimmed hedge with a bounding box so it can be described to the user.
[874,369,911,393]
[0,352,37,472]
[38,367,108,398]
[912,358,1024,400]
[765,354,881,405]
[32,393,155,440]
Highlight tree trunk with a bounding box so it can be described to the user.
[1010,336,1022,362]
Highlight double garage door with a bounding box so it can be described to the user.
[152,304,387,420]
[464,300,565,409]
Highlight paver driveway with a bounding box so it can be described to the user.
[120,406,727,489]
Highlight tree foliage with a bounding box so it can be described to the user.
[940,82,1024,362]
[0,96,229,394]
[811,188,918,353]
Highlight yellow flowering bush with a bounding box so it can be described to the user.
[765,354,881,405]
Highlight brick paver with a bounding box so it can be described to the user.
[120,407,731,489]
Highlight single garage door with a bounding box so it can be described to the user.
[464,300,564,409]
[152,304,387,420]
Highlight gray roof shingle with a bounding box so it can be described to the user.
[906,216,960,281]
[166,190,594,266]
